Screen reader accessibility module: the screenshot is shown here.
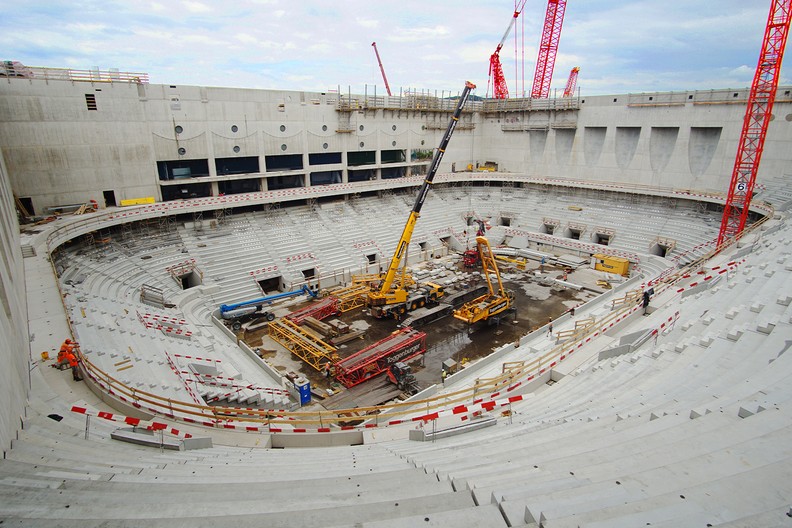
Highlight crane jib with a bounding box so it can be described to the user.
[373,81,476,302]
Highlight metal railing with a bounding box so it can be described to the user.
[44,183,773,433]
[2,61,148,84]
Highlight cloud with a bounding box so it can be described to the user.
[0,0,785,94]
[389,26,450,43]
[236,33,260,44]
[356,17,379,29]
[182,1,212,14]
[729,65,754,78]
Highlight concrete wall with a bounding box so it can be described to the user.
[478,88,792,193]
[2,79,791,214]
[0,151,30,456]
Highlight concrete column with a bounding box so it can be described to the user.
[341,150,349,183]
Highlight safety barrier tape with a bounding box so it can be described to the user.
[179,370,291,396]
[70,405,193,439]
[674,259,745,293]
[285,252,316,263]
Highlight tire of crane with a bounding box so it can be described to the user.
[232,321,241,331]
[410,301,418,311]
[398,305,406,315]
[418,299,425,308]
[266,313,275,322]
[429,293,437,302]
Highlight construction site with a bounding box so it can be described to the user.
[197,83,607,409]
[239,250,601,408]
[3,0,792,525]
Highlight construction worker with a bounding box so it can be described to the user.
[56,339,75,369]
[441,369,447,384]
[67,351,82,381]
[323,362,332,379]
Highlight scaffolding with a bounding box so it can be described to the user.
[268,318,339,371]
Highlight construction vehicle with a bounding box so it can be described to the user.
[371,281,445,319]
[220,285,318,330]
[333,327,426,388]
[453,236,515,325]
[368,81,476,316]
[387,362,420,395]
[398,283,489,329]
[488,1,528,99]
[463,249,480,268]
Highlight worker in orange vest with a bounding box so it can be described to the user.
[66,351,82,381]
[56,339,75,369]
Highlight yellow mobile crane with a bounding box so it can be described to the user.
[453,236,515,324]
[369,81,477,319]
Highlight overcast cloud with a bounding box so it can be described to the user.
[0,0,788,96]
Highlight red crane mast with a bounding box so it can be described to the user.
[717,0,792,246]
[371,41,392,97]
[562,66,579,97]
[531,0,568,98]
[488,0,527,99]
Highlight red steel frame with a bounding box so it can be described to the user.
[284,296,340,325]
[563,66,579,97]
[488,1,527,99]
[531,0,567,99]
[718,0,792,246]
[489,52,509,99]
[371,42,392,97]
[333,328,426,388]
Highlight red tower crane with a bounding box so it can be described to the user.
[717,0,792,247]
[371,41,392,97]
[531,0,568,98]
[488,0,528,99]
[562,66,579,97]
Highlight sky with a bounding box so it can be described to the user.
[1,0,788,97]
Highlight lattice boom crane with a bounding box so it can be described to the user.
[371,42,392,97]
[717,0,792,246]
[531,0,568,98]
[563,66,580,97]
[488,0,527,99]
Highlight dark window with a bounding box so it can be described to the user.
[85,94,97,110]
[309,152,342,165]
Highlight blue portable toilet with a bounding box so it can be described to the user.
[295,377,311,406]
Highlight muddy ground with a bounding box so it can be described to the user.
[239,259,604,404]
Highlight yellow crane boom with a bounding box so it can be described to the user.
[368,81,477,309]
[453,236,514,324]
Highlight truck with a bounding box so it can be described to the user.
[370,281,445,319]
